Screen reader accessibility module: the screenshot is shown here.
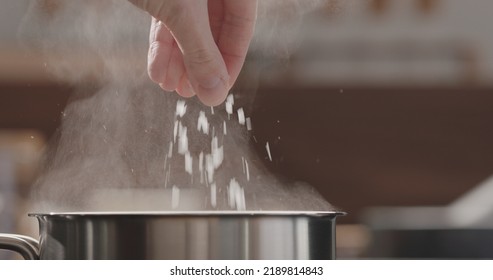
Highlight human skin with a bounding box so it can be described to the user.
[128,0,258,106]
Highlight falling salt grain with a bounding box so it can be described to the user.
[30,136,34,139]
[210,106,214,115]
[211,137,223,168]
[197,111,209,134]
[223,121,227,135]
[265,142,273,161]
[236,188,246,211]
[102,125,107,131]
[237,108,245,125]
[228,178,245,211]
[245,159,250,181]
[176,100,187,117]
[241,156,246,174]
[225,94,234,117]
[246,117,252,131]
[227,94,234,106]
[213,147,223,169]
[171,186,180,209]
[228,178,238,208]
[168,142,173,158]
[205,154,214,183]
[178,125,188,155]
[184,152,193,175]
[173,120,178,143]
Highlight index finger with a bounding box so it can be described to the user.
[211,0,258,88]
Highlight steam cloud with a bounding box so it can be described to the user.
[20,0,334,212]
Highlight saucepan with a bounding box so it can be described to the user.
[0,211,345,260]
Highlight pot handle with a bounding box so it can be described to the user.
[0,233,39,260]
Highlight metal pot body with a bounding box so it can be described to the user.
[0,211,344,260]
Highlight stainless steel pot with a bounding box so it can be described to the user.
[0,211,344,260]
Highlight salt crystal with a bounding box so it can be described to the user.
[227,94,234,105]
[206,154,214,183]
[225,94,234,116]
[228,178,245,211]
[211,137,223,168]
[197,111,209,134]
[178,126,188,155]
[102,125,107,131]
[246,117,252,131]
[173,120,178,143]
[242,156,246,173]
[168,142,173,158]
[245,159,250,181]
[176,100,187,117]
[213,146,223,169]
[211,183,217,207]
[171,186,180,209]
[184,152,193,175]
[252,136,258,143]
[237,108,245,125]
[210,106,214,115]
[226,103,233,116]
[266,142,272,161]
[223,121,227,135]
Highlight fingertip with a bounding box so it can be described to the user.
[159,83,174,92]
[194,78,229,106]
[176,77,196,98]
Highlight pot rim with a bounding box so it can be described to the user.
[29,210,346,218]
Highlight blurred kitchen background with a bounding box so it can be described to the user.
[1,0,493,259]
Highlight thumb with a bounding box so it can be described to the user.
[129,0,229,106]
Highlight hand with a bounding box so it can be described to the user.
[128,0,257,106]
